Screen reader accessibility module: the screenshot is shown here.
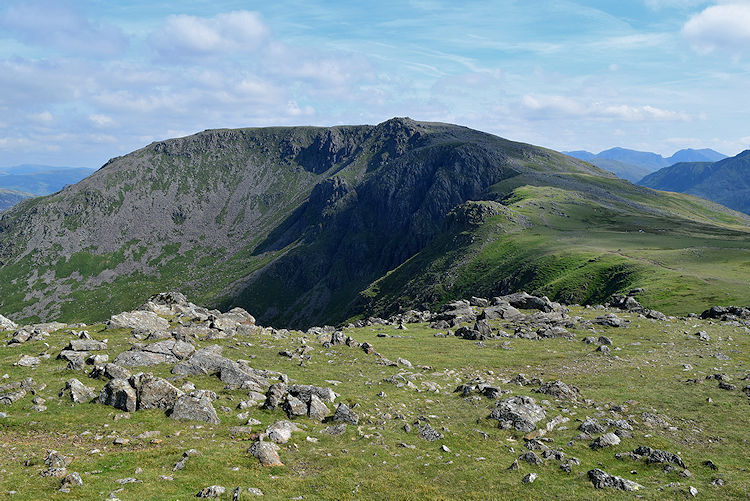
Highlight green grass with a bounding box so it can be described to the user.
[360,184,750,320]
[0,305,747,499]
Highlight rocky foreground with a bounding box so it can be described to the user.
[0,291,748,499]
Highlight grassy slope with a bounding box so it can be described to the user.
[0,306,747,500]
[360,178,750,319]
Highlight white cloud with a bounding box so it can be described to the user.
[0,1,128,56]
[683,2,750,54]
[89,114,114,128]
[645,0,707,10]
[520,95,690,121]
[150,11,270,59]
[29,110,53,124]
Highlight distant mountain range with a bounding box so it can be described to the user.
[638,150,750,215]
[564,147,727,182]
[0,165,96,208]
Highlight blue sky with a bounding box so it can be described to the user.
[1,0,749,167]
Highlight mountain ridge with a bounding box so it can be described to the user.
[638,149,750,215]
[563,147,728,182]
[1,118,749,328]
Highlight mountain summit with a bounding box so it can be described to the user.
[1,119,748,327]
[564,147,727,182]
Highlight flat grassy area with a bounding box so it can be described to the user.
[0,305,748,500]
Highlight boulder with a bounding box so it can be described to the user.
[59,378,96,403]
[0,314,18,331]
[131,373,183,410]
[538,380,581,401]
[308,394,329,421]
[587,469,643,491]
[98,378,136,412]
[106,311,169,331]
[114,340,195,367]
[66,339,107,351]
[489,396,546,432]
[333,403,359,425]
[248,441,283,466]
[590,432,621,449]
[170,391,220,424]
[171,345,227,375]
[266,420,299,444]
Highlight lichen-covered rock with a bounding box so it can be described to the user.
[170,391,220,424]
[308,394,329,421]
[0,313,17,331]
[538,380,581,401]
[196,485,225,498]
[59,378,96,403]
[489,396,546,432]
[588,469,643,491]
[265,420,299,444]
[333,403,359,425]
[114,339,195,367]
[66,339,107,351]
[98,378,136,412]
[130,373,183,410]
[106,310,169,331]
[248,441,283,466]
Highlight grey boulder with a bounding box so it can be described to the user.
[98,378,136,412]
[490,396,546,432]
[170,391,220,424]
[59,378,96,403]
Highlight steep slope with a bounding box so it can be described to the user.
[0,189,32,211]
[638,150,750,215]
[1,118,749,328]
[637,162,715,191]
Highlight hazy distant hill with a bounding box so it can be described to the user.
[0,189,32,211]
[564,147,727,182]
[638,150,750,215]
[0,165,95,197]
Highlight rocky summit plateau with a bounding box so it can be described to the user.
[0,119,749,500]
[0,291,748,499]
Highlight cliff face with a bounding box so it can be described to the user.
[1,118,746,327]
